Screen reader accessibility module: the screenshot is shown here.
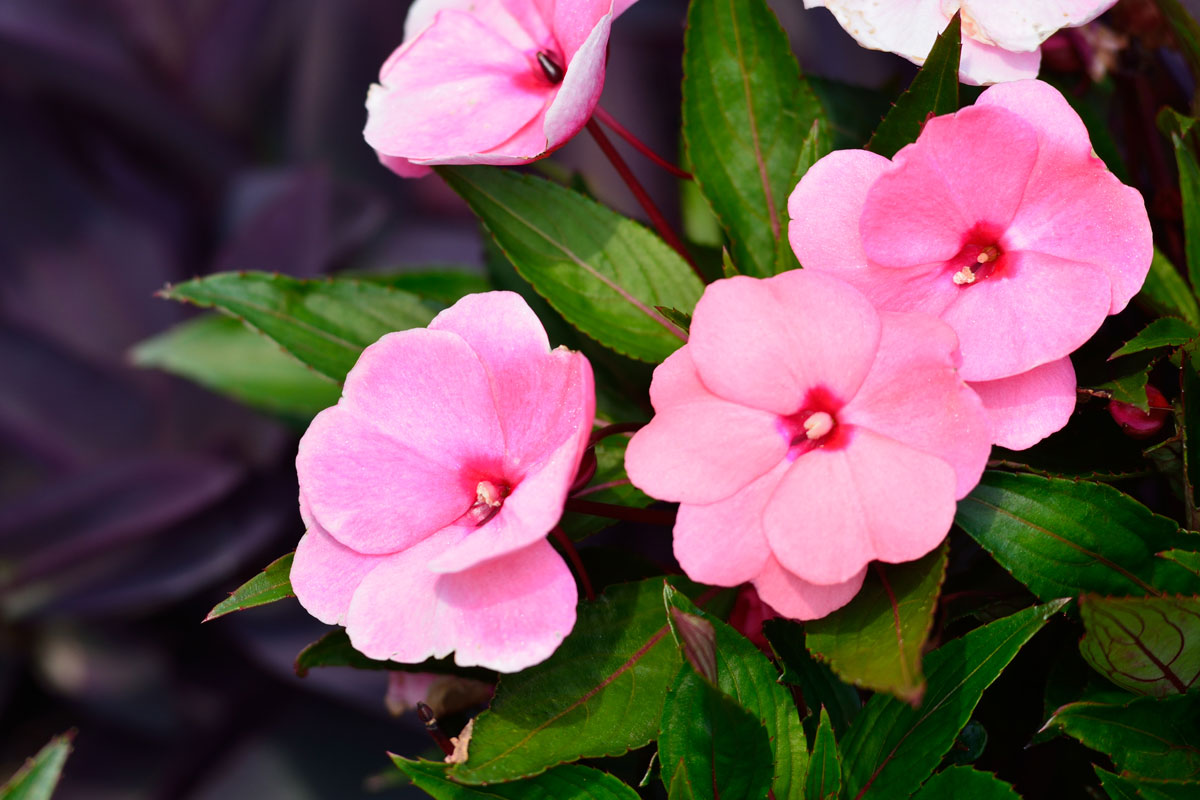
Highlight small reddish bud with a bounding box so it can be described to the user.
[1109,385,1170,438]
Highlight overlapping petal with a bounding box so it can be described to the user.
[763,427,958,585]
[752,557,868,622]
[345,534,577,672]
[291,525,387,626]
[969,357,1077,450]
[689,272,881,414]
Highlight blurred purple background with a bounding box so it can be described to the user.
[0,0,1187,797]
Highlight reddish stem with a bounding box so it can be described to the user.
[588,421,645,447]
[585,118,704,280]
[416,702,456,757]
[573,478,633,498]
[594,106,693,180]
[565,498,676,527]
[551,526,595,602]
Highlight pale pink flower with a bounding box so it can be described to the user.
[789,80,1152,450]
[624,271,991,620]
[803,0,1117,85]
[364,0,637,177]
[291,292,595,672]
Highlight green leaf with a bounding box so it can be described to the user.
[681,0,823,277]
[0,732,73,800]
[160,272,435,382]
[450,578,705,784]
[654,307,692,336]
[1138,249,1200,328]
[912,767,1020,800]
[806,543,948,704]
[955,472,1200,600]
[1111,317,1199,359]
[438,167,702,363]
[764,619,861,738]
[293,629,494,682]
[866,14,961,159]
[840,599,1069,799]
[1096,768,1200,800]
[204,552,295,622]
[664,587,808,799]
[658,668,775,800]
[131,314,341,422]
[1079,595,1200,696]
[1181,346,1200,528]
[805,709,842,800]
[1093,363,1152,411]
[1169,129,1200,296]
[393,758,640,800]
[1161,550,1200,578]
[357,269,491,306]
[1046,694,1200,781]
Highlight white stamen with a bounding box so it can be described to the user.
[475,480,503,508]
[804,411,834,440]
[952,266,977,285]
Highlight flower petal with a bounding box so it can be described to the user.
[940,250,1112,381]
[689,271,882,414]
[861,106,1039,267]
[297,407,473,554]
[340,328,505,469]
[671,461,787,587]
[802,0,947,64]
[364,11,550,161]
[1003,164,1153,316]
[752,556,867,622]
[976,79,1093,162]
[407,0,539,47]
[648,346,709,411]
[291,525,387,626]
[962,0,1113,52]
[429,292,595,472]
[346,535,577,672]
[426,447,582,573]
[764,428,957,585]
[625,390,786,505]
[542,11,611,149]
[969,356,1077,450]
[788,149,890,272]
[841,311,991,498]
[957,36,1043,85]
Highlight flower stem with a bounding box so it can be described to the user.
[564,498,675,527]
[416,703,456,757]
[588,421,645,447]
[585,118,704,281]
[551,526,595,602]
[594,106,693,180]
[573,478,632,498]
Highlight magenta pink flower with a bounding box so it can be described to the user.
[804,0,1117,85]
[291,292,595,672]
[789,79,1152,450]
[624,271,991,620]
[364,0,637,177]
[1109,384,1170,439]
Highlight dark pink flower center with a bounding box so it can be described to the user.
[537,50,565,84]
[777,387,848,460]
[947,226,1006,287]
[463,479,511,527]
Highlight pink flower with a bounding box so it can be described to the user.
[364,0,637,177]
[1109,384,1170,439]
[291,292,595,672]
[624,271,991,621]
[789,79,1152,450]
[803,0,1118,85]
